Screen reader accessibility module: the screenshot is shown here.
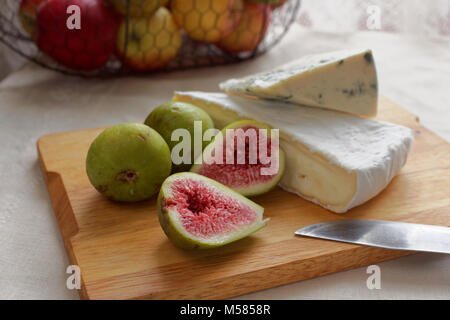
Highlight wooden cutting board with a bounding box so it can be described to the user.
[37,97,450,300]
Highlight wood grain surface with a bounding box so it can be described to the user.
[37,97,450,300]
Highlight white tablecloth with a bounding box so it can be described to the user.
[0,25,449,299]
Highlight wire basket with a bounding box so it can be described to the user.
[0,0,300,77]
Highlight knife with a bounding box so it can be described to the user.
[295,219,450,254]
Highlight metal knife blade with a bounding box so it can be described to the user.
[295,219,450,254]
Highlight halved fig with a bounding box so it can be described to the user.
[191,120,285,197]
[157,172,267,249]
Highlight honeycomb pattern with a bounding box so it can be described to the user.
[0,0,301,76]
[117,7,182,71]
[35,0,119,71]
[171,0,244,43]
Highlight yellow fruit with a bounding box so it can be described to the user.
[19,0,44,38]
[109,0,168,18]
[116,7,182,71]
[218,2,271,53]
[171,0,243,43]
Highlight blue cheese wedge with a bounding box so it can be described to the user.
[173,91,413,213]
[219,49,378,117]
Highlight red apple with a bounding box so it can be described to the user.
[36,0,119,71]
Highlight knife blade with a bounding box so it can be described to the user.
[295,219,450,254]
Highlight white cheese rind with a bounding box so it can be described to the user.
[219,49,378,116]
[173,91,413,213]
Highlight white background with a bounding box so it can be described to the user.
[0,1,449,299]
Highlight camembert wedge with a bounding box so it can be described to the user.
[173,91,413,213]
[220,49,378,117]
